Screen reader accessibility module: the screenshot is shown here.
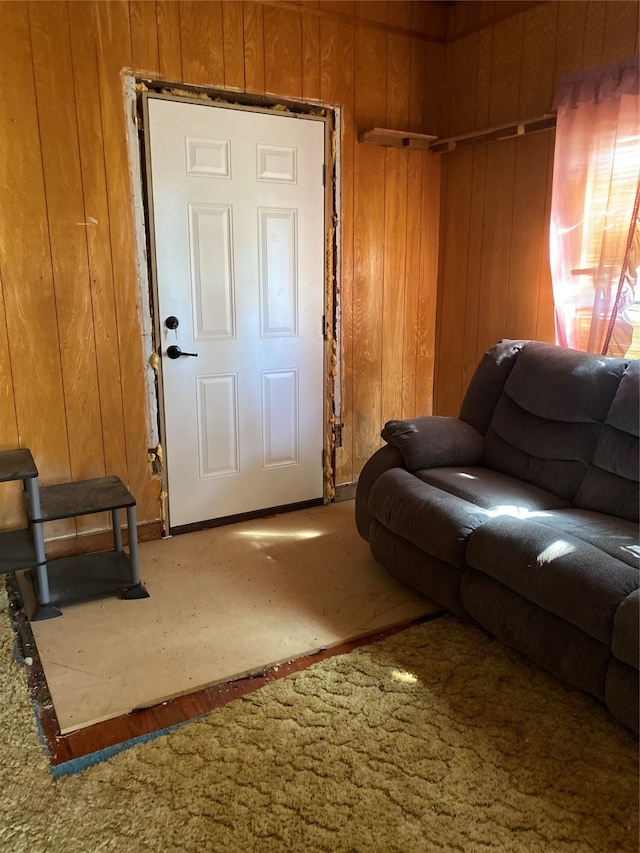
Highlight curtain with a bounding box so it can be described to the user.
[549,55,640,356]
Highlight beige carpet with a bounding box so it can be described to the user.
[16,501,438,733]
[2,586,638,853]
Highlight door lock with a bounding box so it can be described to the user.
[167,345,198,359]
[165,316,179,330]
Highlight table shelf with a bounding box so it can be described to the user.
[0,449,148,620]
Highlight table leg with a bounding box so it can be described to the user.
[122,504,149,600]
[112,509,123,552]
[25,478,62,620]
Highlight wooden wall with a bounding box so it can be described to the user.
[434,0,640,416]
[0,0,444,543]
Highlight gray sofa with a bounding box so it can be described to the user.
[356,340,639,732]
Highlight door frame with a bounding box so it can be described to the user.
[132,80,340,535]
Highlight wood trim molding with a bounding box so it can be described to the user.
[429,114,556,154]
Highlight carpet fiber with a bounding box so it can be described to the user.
[1,586,638,853]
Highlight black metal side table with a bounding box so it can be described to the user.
[29,476,150,620]
[0,448,149,621]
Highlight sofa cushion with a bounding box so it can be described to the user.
[368,467,566,571]
[574,361,639,523]
[381,417,484,472]
[510,508,639,569]
[459,339,526,434]
[416,466,568,513]
[461,570,611,702]
[605,659,639,733]
[612,590,640,669]
[466,515,639,645]
[368,468,488,569]
[482,342,629,502]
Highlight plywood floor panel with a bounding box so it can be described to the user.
[18,502,437,734]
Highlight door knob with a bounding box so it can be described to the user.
[167,345,198,359]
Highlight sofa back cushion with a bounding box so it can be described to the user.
[482,342,629,502]
[459,339,526,434]
[574,361,639,522]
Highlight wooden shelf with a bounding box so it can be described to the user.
[359,127,438,150]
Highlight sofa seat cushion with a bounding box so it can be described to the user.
[416,466,569,512]
[368,467,566,571]
[466,515,639,646]
[510,508,639,569]
[612,590,640,669]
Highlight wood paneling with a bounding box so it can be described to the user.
[0,1,71,539]
[353,25,387,476]
[434,0,639,416]
[157,0,182,81]
[0,0,442,549]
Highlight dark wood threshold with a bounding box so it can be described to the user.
[6,573,442,768]
[169,498,323,537]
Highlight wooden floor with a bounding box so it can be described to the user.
[6,573,440,769]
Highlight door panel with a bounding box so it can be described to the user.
[147,98,326,528]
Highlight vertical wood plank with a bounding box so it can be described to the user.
[0,272,22,526]
[461,27,491,390]
[476,14,522,362]
[222,0,245,90]
[381,32,410,425]
[473,26,493,130]
[29,2,106,503]
[536,138,557,345]
[353,24,387,473]
[505,135,550,341]
[242,1,265,94]
[602,0,639,61]
[518,1,558,117]
[130,0,160,72]
[401,36,426,417]
[68,1,129,488]
[552,0,586,91]
[263,5,303,97]
[415,149,440,416]
[0,1,72,539]
[156,0,183,81]
[302,6,321,101]
[459,148,487,392]
[582,1,606,68]
[423,40,445,136]
[435,152,473,415]
[487,13,523,126]
[448,34,479,136]
[0,2,70,483]
[180,0,224,87]
[94,0,159,522]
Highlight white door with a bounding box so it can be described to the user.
[146,97,326,529]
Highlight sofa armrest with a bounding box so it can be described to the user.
[381,416,484,472]
[355,445,404,540]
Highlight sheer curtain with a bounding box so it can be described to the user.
[549,55,640,356]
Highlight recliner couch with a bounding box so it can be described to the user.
[356,340,639,732]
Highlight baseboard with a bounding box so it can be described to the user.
[334,482,357,502]
[43,521,162,559]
